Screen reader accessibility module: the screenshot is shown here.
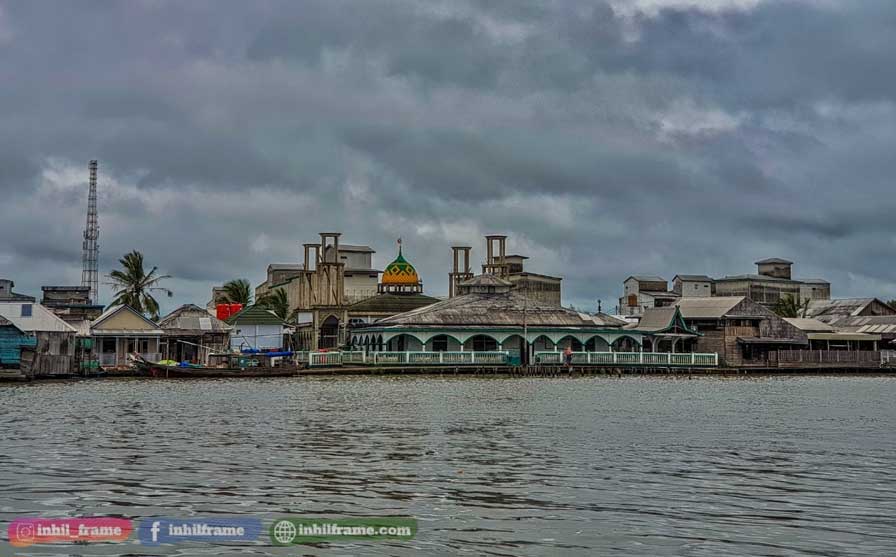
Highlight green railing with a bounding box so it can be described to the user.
[373,351,510,365]
[534,351,718,366]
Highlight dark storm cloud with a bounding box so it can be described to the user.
[2,0,896,313]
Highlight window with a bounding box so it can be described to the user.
[21,304,32,317]
[431,335,449,352]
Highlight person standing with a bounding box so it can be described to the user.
[563,345,573,370]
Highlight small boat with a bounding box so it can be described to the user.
[132,353,301,379]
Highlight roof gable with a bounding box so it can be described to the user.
[634,306,700,334]
[92,304,161,331]
[226,304,286,325]
[158,304,231,332]
[675,297,745,319]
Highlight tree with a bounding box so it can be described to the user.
[773,294,810,318]
[108,250,172,320]
[222,279,253,305]
[258,288,290,320]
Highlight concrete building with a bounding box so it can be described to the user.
[206,286,229,315]
[0,279,35,303]
[40,285,104,323]
[448,235,562,306]
[672,275,714,298]
[621,259,831,314]
[619,276,680,316]
[254,264,305,301]
[713,259,830,307]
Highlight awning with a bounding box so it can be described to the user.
[807,332,881,342]
[737,337,808,345]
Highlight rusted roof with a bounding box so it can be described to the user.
[158,304,232,334]
[370,290,627,328]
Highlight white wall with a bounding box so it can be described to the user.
[678,280,713,298]
[230,324,283,351]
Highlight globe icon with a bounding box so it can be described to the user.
[272,520,297,544]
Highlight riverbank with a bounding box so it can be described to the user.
[3,364,896,382]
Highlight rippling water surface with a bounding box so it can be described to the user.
[1,375,895,556]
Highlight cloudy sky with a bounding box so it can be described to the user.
[2,0,895,315]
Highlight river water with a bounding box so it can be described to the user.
[1,375,895,556]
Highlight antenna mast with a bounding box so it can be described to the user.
[81,160,99,304]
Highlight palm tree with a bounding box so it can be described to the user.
[108,250,172,320]
[222,279,253,305]
[258,288,290,320]
[773,294,810,318]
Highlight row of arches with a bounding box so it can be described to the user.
[350,333,643,354]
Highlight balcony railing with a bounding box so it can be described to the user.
[534,351,719,367]
[373,351,510,366]
[299,350,718,368]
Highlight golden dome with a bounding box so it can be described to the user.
[381,247,420,286]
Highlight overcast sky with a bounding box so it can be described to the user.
[2,0,895,315]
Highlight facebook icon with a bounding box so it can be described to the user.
[138,517,262,545]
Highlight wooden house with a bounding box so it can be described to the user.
[0,301,77,376]
[158,304,231,363]
[674,297,807,367]
[90,305,163,369]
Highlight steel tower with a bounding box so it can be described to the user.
[81,160,99,304]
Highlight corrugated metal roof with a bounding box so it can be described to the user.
[806,298,879,319]
[715,274,790,282]
[675,297,745,319]
[832,315,896,334]
[627,275,666,283]
[158,304,232,334]
[0,302,77,333]
[673,275,713,281]
[807,332,881,341]
[783,318,833,332]
[634,307,678,331]
[806,333,880,341]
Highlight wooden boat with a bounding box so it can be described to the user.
[132,353,301,379]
